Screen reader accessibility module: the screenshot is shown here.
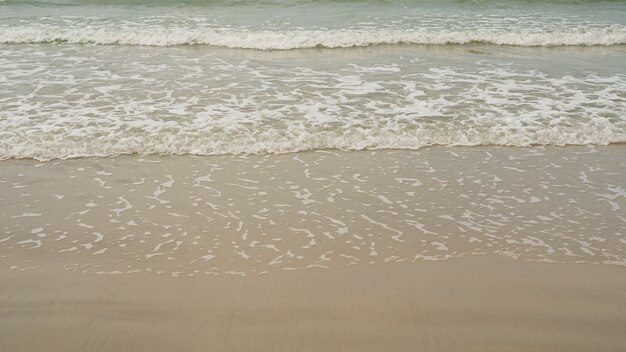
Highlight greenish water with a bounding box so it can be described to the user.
[0,0,625,159]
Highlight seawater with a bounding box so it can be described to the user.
[1,0,625,160]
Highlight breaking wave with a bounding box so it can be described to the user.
[2,123,625,161]
[2,27,625,48]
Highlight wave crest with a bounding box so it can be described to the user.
[2,27,625,48]
[2,123,625,161]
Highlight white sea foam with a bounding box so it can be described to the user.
[2,146,626,274]
[1,27,625,48]
[1,42,625,160]
[1,123,624,161]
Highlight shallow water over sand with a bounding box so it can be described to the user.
[2,146,624,277]
[2,44,625,160]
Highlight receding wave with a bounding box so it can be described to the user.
[1,27,625,48]
[2,41,625,160]
[2,124,625,161]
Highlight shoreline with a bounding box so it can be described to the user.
[2,141,626,163]
[1,145,625,351]
[1,145,625,275]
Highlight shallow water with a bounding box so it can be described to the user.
[2,147,624,276]
[1,43,625,159]
[1,0,625,159]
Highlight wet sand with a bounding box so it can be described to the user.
[1,146,625,351]
[2,256,626,352]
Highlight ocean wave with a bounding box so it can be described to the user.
[1,27,625,48]
[2,41,625,160]
[2,125,625,161]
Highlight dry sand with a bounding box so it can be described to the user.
[1,146,625,351]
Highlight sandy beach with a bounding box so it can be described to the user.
[2,256,626,352]
[2,0,626,348]
[1,146,625,351]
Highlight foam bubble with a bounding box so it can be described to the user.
[1,27,625,48]
[1,44,625,160]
